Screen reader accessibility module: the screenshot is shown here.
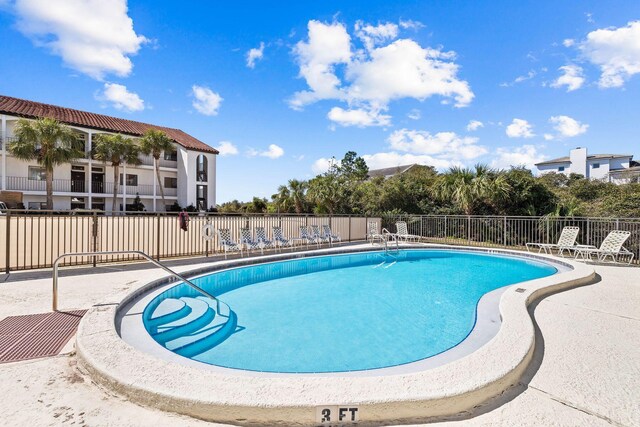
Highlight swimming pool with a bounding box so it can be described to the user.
[142,250,557,373]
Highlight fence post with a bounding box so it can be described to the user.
[5,211,10,274]
[467,216,471,244]
[444,215,447,241]
[156,213,161,261]
[503,216,507,247]
[92,212,98,267]
[586,218,590,246]
[546,216,549,244]
[348,215,352,242]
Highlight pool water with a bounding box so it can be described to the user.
[143,250,556,373]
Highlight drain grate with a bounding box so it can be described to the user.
[515,288,526,293]
[0,310,86,363]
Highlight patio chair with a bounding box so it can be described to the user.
[526,226,580,256]
[298,225,319,248]
[322,224,341,245]
[216,229,243,259]
[240,227,263,254]
[255,226,275,252]
[367,221,386,245]
[395,221,421,243]
[574,230,634,264]
[310,225,331,245]
[272,226,293,251]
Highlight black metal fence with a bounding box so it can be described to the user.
[0,211,379,272]
[382,215,640,264]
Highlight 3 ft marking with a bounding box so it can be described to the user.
[316,406,359,425]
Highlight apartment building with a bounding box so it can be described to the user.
[0,95,218,211]
[536,147,638,184]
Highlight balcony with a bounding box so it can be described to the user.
[7,176,160,196]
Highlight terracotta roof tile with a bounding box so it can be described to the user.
[0,95,218,154]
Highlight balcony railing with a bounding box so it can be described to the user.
[7,177,159,196]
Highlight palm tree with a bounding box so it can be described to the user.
[271,184,291,213]
[433,164,510,215]
[9,118,83,210]
[93,134,141,213]
[287,179,307,214]
[140,129,174,210]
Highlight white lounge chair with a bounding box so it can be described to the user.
[240,227,263,254]
[310,225,331,245]
[322,224,341,245]
[395,221,421,243]
[574,230,634,264]
[255,226,274,252]
[216,228,243,259]
[272,226,292,251]
[526,226,580,256]
[298,225,319,248]
[367,221,386,245]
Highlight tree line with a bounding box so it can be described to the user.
[218,151,640,218]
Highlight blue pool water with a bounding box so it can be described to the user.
[143,250,556,373]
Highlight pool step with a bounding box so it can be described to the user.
[146,298,192,331]
[153,297,216,344]
[148,296,237,356]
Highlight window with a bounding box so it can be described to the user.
[164,177,178,188]
[196,184,207,210]
[558,166,565,172]
[196,154,208,182]
[119,174,138,186]
[28,166,46,181]
[164,150,177,161]
[592,163,600,169]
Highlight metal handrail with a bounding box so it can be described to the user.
[381,228,400,253]
[52,250,217,311]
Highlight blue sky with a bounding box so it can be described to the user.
[1,1,639,203]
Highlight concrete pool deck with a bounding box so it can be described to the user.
[0,246,638,426]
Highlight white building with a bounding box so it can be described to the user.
[536,147,639,184]
[0,95,218,211]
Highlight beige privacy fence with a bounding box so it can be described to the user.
[0,213,381,272]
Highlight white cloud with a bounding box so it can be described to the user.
[345,38,474,107]
[491,145,546,170]
[543,134,554,141]
[466,120,484,131]
[191,85,223,116]
[99,83,144,112]
[246,42,265,68]
[549,115,588,138]
[327,106,391,127]
[551,65,585,91]
[506,118,535,138]
[290,20,352,110]
[312,157,336,174]
[362,152,459,170]
[407,109,421,120]
[501,70,536,87]
[290,20,473,126]
[217,141,238,156]
[248,144,284,159]
[398,19,424,30]
[13,0,147,80]
[354,21,398,51]
[563,38,576,47]
[387,128,487,160]
[580,20,640,88]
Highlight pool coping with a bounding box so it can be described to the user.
[76,244,596,426]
